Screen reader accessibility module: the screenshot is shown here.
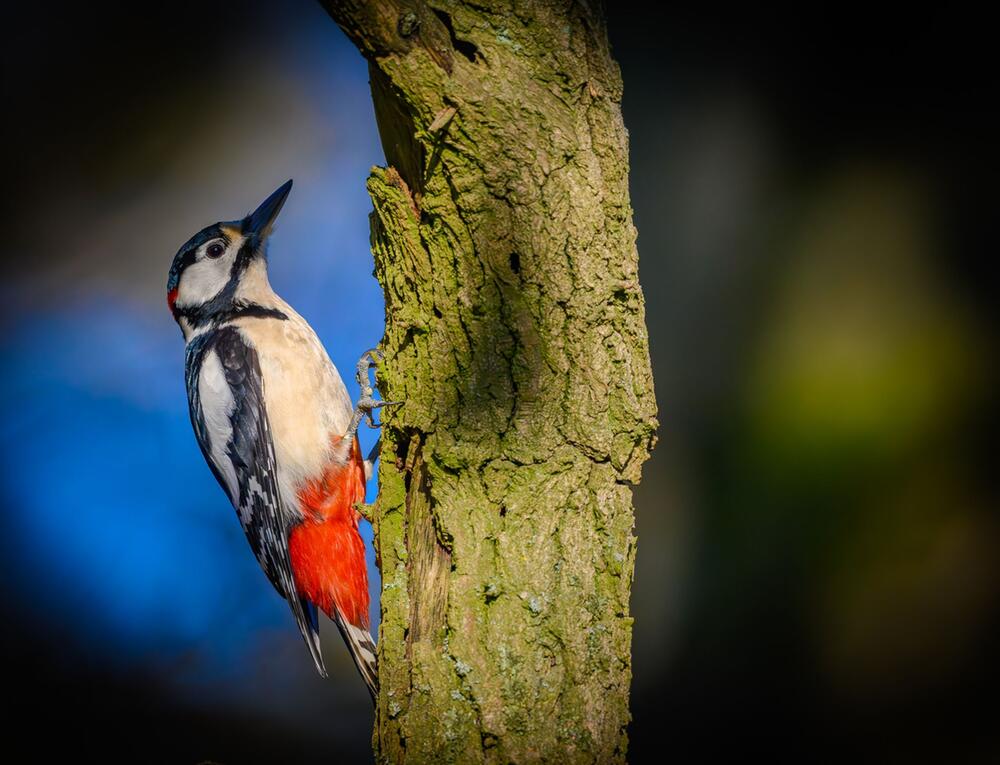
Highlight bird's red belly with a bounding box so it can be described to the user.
[288,436,369,627]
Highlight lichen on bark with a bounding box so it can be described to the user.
[322,1,657,762]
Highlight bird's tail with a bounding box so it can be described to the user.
[333,608,378,701]
[293,597,327,678]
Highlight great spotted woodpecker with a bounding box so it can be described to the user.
[167,180,390,698]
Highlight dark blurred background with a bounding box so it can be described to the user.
[1,2,994,762]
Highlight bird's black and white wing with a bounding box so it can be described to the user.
[185,326,326,676]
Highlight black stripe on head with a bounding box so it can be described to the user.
[167,223,229,293]
[212,303,288,324]
[233,234,261,273]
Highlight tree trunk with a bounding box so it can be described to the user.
[321,2,657,761]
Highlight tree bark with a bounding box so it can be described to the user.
[321,2,657,762]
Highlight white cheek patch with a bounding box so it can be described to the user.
[177,258,233,308]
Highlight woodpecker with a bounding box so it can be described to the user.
[167,180,389,698]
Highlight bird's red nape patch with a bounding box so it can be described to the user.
[289,436,370,627]
[167,288,179,317]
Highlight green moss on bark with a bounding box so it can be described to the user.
[323,2,657,762]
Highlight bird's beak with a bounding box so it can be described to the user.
[244,179,293,239]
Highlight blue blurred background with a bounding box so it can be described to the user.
[1,2,995,763]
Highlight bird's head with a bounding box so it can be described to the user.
[167,180,292,332]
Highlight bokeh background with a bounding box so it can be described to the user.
[1,2,994,762]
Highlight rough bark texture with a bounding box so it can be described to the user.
[321,2,657,762]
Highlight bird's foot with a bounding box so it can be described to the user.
[354,501,377,523]
[345,349,402,442]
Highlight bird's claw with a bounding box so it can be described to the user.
[346,349,402,440]
[354,501,377,523]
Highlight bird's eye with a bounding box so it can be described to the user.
[206,242,225,259]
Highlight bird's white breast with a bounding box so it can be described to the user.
[234,305,353,512]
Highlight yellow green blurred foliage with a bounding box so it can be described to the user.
[744,163,994,697]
